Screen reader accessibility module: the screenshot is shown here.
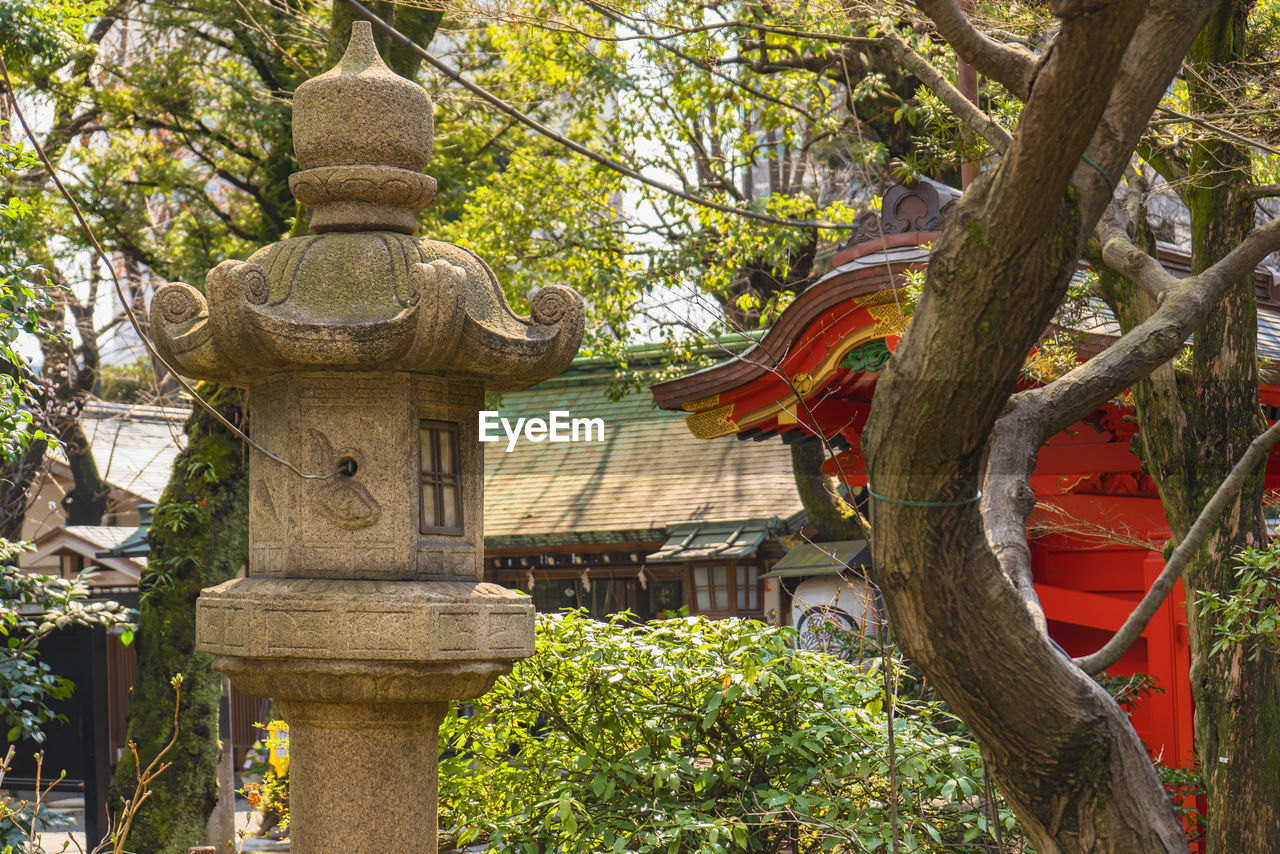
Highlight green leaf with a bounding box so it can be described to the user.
[700,691,724,730]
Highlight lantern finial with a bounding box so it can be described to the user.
[289,20,437,233]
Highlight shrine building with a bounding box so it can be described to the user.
[650,179,1280,769]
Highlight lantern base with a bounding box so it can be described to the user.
[196,578,534,853]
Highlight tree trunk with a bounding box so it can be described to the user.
[58,418,109,525]
[860,0,1227,845]
[865,173,1189,852]
[789,440,863,541]
[1100,5,1280,848]
[1179,9,1280,847]
[107,384,248,854]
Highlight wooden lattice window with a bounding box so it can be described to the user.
[420,420,463,535]
[690,563,762,617]
[690,564,732,614]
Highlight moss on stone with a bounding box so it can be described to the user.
[107,383,248,854]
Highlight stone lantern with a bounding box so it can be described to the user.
[152,22,584,853]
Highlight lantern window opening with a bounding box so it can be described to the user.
[420,419,463,535]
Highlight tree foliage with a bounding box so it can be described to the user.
[12,0,1280,850]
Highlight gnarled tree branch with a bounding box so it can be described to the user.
[983,212,1280,638]
[1096,201,1179,300]
[913,0,1036,99]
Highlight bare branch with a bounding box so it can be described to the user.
[1244,183,1280,202]
[1140,143,1189,188]
[1156,104,1280,158]
[983,213,1280,633]
[1123,163,1147,227]
[914,0,1036,100]
[1076,416,1280,675]
[1043,213,1280,429]
[578,0,822,122]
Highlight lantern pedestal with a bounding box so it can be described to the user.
[198,578,534,853]
[279,700,447,853]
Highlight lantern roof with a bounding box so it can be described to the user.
[149,22,583,390]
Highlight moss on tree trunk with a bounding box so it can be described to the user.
[107,383,247,854]
[789,441,863,541]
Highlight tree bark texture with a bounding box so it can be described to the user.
[58,418,109,526]
[107,384,247,854]
[862,2,1239,849]
[1102,4,1280,848]
[790,440,863,541]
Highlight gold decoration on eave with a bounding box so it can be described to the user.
[686,404,738,439]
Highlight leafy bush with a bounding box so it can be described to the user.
[1198,542,1280,660]
[440,612,1020,853]
[0,540,135,743]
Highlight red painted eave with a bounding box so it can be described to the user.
[650,241,929,411]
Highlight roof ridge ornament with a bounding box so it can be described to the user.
[843,179,961,249]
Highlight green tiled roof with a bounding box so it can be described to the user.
[647,519,778,562]
[760,540,870,578]
[483,360,804,547]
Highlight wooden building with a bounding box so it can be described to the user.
[19,401,186,574]
[12,526,143,843]
[482,347,808,622]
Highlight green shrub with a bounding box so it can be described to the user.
[1198,541,1280,660]
[0,541,135,743]
[440,611,1020,853]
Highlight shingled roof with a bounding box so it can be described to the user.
[64,401,188,503]
[483,352,806,549]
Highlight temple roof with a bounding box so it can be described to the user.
[27,525,145,582]
[484,351,806,548]
[651,182,1280,428]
